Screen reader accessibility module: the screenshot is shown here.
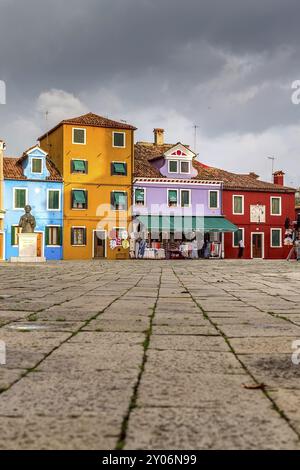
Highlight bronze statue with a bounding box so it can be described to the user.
[18,205,36,233]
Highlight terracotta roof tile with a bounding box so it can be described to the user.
[3,157,62,181]
[134,142,295,193]
[193,161,295,193]
[38,112,137,140]
[134,143,175,178]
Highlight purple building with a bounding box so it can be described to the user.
[132,129,237,259]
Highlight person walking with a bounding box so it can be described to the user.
[238,239,245,258]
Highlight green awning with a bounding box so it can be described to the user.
[135,189,145,202]
[168,190,178,202]
[137,216,237,233]
[114,192,126,205]
[73,190,86,204]
[113,162,126,175]
[73,160,86,171]
[204,217,237,232]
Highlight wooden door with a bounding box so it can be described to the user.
[252,234,263,258]
[94,231,106,258]
[0,233,3,260]
[37,233,43,257]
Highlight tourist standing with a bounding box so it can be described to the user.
[238,239,245,258]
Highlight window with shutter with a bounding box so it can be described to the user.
[111,162,127,175]
[46,226,62,246]
[111,192,127,210]
[233,196,243,214]
[72,190,87,209]
[168,161,178,173]
[168,190,178,207]
[271,229,281,247]
[48,190,60,210]
[71,160,87,174]
[113,132,125,148]
[72,128,86,144]
[271,197,281,215]
[180,161,190,173]
[209,191,218,209]
[14,188,27,209]
[11,225,22,246]
[134,188,145,205]
[181,190,190,207]
[32,158,42,173]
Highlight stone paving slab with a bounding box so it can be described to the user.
[0,259,300,450]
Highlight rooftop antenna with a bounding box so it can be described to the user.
[45,110,49,148]
[267,156,276,181]
[193,125,200,155]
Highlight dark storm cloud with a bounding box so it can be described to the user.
[1,0,300,183]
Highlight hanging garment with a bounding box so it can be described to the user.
[138,240,147,258]
[135,241,140,259]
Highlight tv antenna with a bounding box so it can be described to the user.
[193,125,200,154]
[267,156,276,180]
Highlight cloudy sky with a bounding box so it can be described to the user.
[1,0,300,186]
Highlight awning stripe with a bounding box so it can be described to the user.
[136,216,238,233]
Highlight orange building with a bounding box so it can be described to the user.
[39,113,136,260]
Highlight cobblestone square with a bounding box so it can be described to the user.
[0,260,300,449]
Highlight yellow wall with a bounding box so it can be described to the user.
[40,124,134,260]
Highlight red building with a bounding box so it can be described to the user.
[194,164,296,259]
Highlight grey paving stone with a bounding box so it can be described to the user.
[1,259,300,450]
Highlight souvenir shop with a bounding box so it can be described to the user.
[130,215,237,260]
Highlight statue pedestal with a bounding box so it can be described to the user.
[10,233,46,263]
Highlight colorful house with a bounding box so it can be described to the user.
[192,164,296,259]
[132,129,237,259]
[0,140,5,260]
[3,145,63,260]
[39,112,136,260]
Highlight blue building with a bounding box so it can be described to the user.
[3,145,63,260]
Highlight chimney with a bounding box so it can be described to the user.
[273,170,285,186]
[153,128,164,146]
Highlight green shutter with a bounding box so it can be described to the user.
[113,133,124,147]
[15,189,26,209]
[272,229,281,247]
[11,226,16,245]
[73,190,86,204]
[73,160,86,172]
[169,161,178,172]
[48,190,59,210]
[73,129,85,144]
[234,196,242,214]
[135,188,145,203]
[113,192,126,208]
[45,227,49,245]
[168,190,178,203]
[181,191,190,207]
[32,158,42,173]
[272,198,280,215]
[210,191,218,208]
[57,226,62,246]
[113,162,126,175]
